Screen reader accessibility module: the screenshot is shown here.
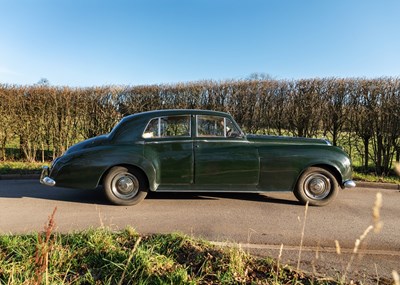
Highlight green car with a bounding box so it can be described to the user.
[40,109,355,206]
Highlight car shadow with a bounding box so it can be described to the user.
[0,184,111,205]
[145,191,301,205]
[0,182,300,206]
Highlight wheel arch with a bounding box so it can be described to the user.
[294,164,342,206]
[98,163,157,191]
[296,163,342,189]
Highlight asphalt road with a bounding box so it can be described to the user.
[0,180,399,282]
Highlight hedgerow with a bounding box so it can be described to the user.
[0,77,399,175]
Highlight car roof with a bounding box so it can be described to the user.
[109,109,235,141]
[122,109,231,121]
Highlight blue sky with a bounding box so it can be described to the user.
[1,0,399,87]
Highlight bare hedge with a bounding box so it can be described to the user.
[0,78,399,175]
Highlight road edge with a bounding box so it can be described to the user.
[355,181,400,190]
[0,174,40,180]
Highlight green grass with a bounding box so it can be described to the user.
[353,171,400,184]
[353,164,400,184]
[0,227,338,285]
[0,161,47,174]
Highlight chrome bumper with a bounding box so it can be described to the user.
[40,166,56,186]
[343,180,356,188]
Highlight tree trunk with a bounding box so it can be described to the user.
[363,137,370,171]
[376,133,383,175]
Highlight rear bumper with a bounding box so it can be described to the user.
[40,166,56,186]
[343,180,356,188]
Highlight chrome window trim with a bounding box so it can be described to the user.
[196,115,225,138]
[223,118,227,137]
[196,115,243,139]
[145,139,194,144]
[143,115,191,139]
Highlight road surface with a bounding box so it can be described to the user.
[0,180,399,282]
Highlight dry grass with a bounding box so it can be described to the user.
[0,223,338,285]
[297,201,309,271]
[33,207,57,285]
[393,271,400,285]
[395,162,400,176]
[339,192,383,283]
[288,192,394,284]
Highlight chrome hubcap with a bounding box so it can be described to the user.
[304,174,331,200]
[111,173,139,200]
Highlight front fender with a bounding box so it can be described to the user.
[257,145,352,191]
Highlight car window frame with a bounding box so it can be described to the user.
[195,115,243,139]
[142,115,192,140]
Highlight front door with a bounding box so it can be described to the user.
[194,115,259,189]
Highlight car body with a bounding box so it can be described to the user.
[40,109,355,206]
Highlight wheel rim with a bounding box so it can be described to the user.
[111,172,139,200]
[303,173,331,200]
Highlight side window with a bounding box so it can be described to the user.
[197,116,224,137]
[225,118,242,138]
[160,116,190,137]
[197,115,241,138]
[143,116,190,138]
[143,118,159,138]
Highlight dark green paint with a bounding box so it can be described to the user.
[194,139,259,185]
[144,139,194,185]
[47,109,353,193]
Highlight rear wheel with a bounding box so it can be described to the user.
[294,167,339,206]
[104,166,148,206]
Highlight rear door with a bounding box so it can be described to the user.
[143,115,193,185]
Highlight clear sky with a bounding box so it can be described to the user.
[1,0,399,87]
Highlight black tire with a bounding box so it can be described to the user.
[103,166,148,206]
[294,167,339,206]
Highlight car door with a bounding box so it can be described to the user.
[143,115,194,185]
[193,115,259,189]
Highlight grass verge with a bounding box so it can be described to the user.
[0,161,46,175]
[353,171,400,184]
[1,226,342,285]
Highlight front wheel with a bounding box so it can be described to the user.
[103,166,148,206]
[294,167,339,206]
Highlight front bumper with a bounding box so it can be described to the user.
[343,180,356,188]
[40,166,56,186]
